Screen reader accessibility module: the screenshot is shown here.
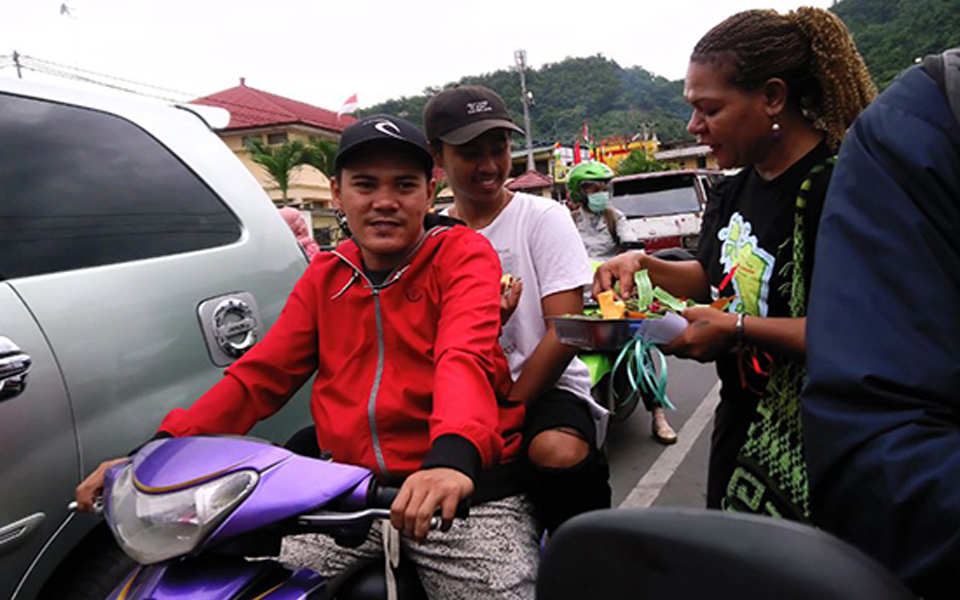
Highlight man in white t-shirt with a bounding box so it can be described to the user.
[424,85,610,535]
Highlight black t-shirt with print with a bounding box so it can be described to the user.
[697,142,833,399]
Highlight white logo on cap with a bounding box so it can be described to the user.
[372,118,404,139]
[466,101,493,115]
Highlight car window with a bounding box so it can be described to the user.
[0,93,241,280]
[611,177,702,218]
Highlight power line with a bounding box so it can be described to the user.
[20,54,197,98]
[20,62,184,102]
[10,53,349,128]
[16,54,293,120]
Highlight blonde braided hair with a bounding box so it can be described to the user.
[691,7,877,149]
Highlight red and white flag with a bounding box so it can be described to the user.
[337,93,359,118]
[582,122,590,142]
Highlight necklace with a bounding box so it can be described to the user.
[450,191,513,231]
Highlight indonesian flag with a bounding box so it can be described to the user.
[582,122,590,142]
[337,94,359,118]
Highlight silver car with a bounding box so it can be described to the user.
[0,78,311,600]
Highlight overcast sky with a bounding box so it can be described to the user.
[1,0,835,111]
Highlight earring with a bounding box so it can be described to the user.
[771,117,782,141]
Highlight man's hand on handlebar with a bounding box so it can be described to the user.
[390,468,473,542]
[74,457,128,513]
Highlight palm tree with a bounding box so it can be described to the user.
[246,139,306,203]
[300,138,338,178]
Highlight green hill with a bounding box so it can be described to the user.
[363,0,960,145]
[364,54,690,146]
[834,0,960,88]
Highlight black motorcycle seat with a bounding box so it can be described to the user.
[537,507,917,600]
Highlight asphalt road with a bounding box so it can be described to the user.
[605,356,720,509]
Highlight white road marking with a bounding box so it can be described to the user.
[618,381,721,509]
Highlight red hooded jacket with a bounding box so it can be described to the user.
[160,221,523,482]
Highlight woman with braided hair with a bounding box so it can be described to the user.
[594,7,875,520]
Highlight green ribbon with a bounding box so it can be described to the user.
[611,334,675,411]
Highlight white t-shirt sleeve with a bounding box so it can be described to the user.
[529,202,594,298]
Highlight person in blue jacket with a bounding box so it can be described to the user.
[803,50,960,600]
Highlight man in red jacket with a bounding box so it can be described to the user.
[76,116,537,599]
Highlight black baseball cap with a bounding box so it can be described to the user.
[423,85,525,145]
[334,115,434,174]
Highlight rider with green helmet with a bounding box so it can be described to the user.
[566,161,638,261]
[567,161,678,445]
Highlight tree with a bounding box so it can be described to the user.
[362,55,693,145]
[615,150,675,176]
[246,139,306,203]
[301,138,338,178]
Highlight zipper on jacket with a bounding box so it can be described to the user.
[331,224,452,476]
[368,287,388,474]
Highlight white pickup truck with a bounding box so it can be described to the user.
[611,169,727,253]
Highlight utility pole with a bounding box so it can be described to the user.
[13,50,22,79]
[514,50,535,172]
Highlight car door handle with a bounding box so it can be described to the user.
[0,513,45,553]
[0,336,31,401]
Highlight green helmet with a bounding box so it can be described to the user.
[567,161,615,204]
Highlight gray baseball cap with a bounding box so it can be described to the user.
[423,85,524,145]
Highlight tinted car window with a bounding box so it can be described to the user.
[0,93,241,280]
[612,184,701,218]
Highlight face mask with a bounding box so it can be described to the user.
[586,191,610,213]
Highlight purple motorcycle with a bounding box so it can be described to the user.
[98,436,434,600]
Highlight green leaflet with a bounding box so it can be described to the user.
[634,269,654,308]
[652,286,688,313]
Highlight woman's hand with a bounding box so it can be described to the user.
[74,457,128,513]
[592,251,645,298]
[661,306,738,363]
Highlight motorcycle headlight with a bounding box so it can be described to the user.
[106,463,258,564]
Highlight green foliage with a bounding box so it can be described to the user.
[834,0,960,88]
[615,150,675,176]
[246,139,306,202]
[361,54,694,145]
[301,138,338,178]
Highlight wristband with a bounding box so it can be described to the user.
[735,313,746,344]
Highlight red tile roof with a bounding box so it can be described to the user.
[507,170,554,191]
[192,80,357,133]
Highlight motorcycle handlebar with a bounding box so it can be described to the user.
[297,479,470,532]
[368,481,471,520]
